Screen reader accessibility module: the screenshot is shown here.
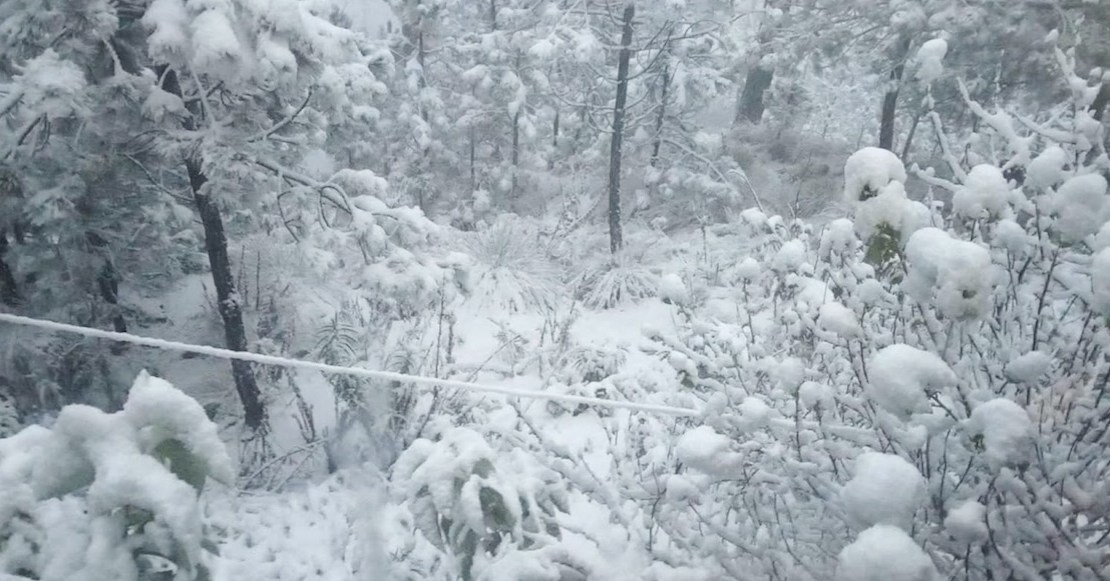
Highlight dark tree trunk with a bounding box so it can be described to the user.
[84,231,127,337]
[0,233,19,306]
[900,109,923,161]
[186,159,267,431]
[510,51,522,208]
[490,0,497,31]
[736,66,773,124]
[879,37,912,152]
[418,30,428,123]
[607,3,635,254]
[511,109,521,206]
[96,260,127,332]
[552,109,560,147]
[650,58,670,168]
[95,258,127,354]
[160,67,267,432]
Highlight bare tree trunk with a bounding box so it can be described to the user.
[511,110,521,206]
[607,3,635,254]
[186,159,267,431]
[490,0,497,31]
[553,109,560,147]
[900,109,923,161]
[650,39,672,168]
[161,68,267,432]
[510,51,522,209]
[418,30,429,123]
[736,66,773,124]
[879,37,912,152]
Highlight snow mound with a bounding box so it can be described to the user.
[966,398,1033,468]
[772,240,807,273]
[799,381,834,410]
[677,426,732,473]
[1094,222,1110,252]
[820,218,858,257]
[844,147,907,203]
[819,302,863,339]
[952,164,1010,220]
[841,453,925,530]
[837,525,938,581]
[904,228,994,320]
[944,500,988,544]
[993,219,1030,255]
[1004,351,1053,383]
[659,273,689,305]
[1092,248,1110,317]
[1052,173,1108,244]
[914,38,947,84]
[842,148,923,245]
[853,181,928,244]
[737,397,772,430]
[735,257,761,282]
[867,344,956,418]
[1025,146,1068,190]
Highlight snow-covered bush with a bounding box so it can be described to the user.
[461,215,563,313]
[842,147,928,271]
[0,372,231,580]
[572,255,659,310]
[391,427,573,581]
[617,41,1110,580]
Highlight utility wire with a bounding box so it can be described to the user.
[0,313,701,418]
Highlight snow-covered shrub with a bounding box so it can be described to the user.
[842,147,928,271]
[0,371,231,580]
[572,256,658,309]
[618,44,1110,580]
[903,228,994,320]
[391,427,572,581]
[1050,173,1108,245]
[462,215,563,313]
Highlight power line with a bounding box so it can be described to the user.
[0,312,701,418]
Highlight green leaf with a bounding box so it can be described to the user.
[865,223,901,269]
[152,439,209,494]
[480,486,515,531]
[124,506,155,536]
[472,458,495,479]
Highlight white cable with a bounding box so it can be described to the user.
[0,312,701,417]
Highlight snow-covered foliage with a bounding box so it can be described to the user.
[841,453,925,530]
[836,525,938,581]
[1,3,1108,581]
[913,38,947,85]
[904,228,994,320]
[0,372,230,580]
[391,427,572,581]
[867,344,956,418]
